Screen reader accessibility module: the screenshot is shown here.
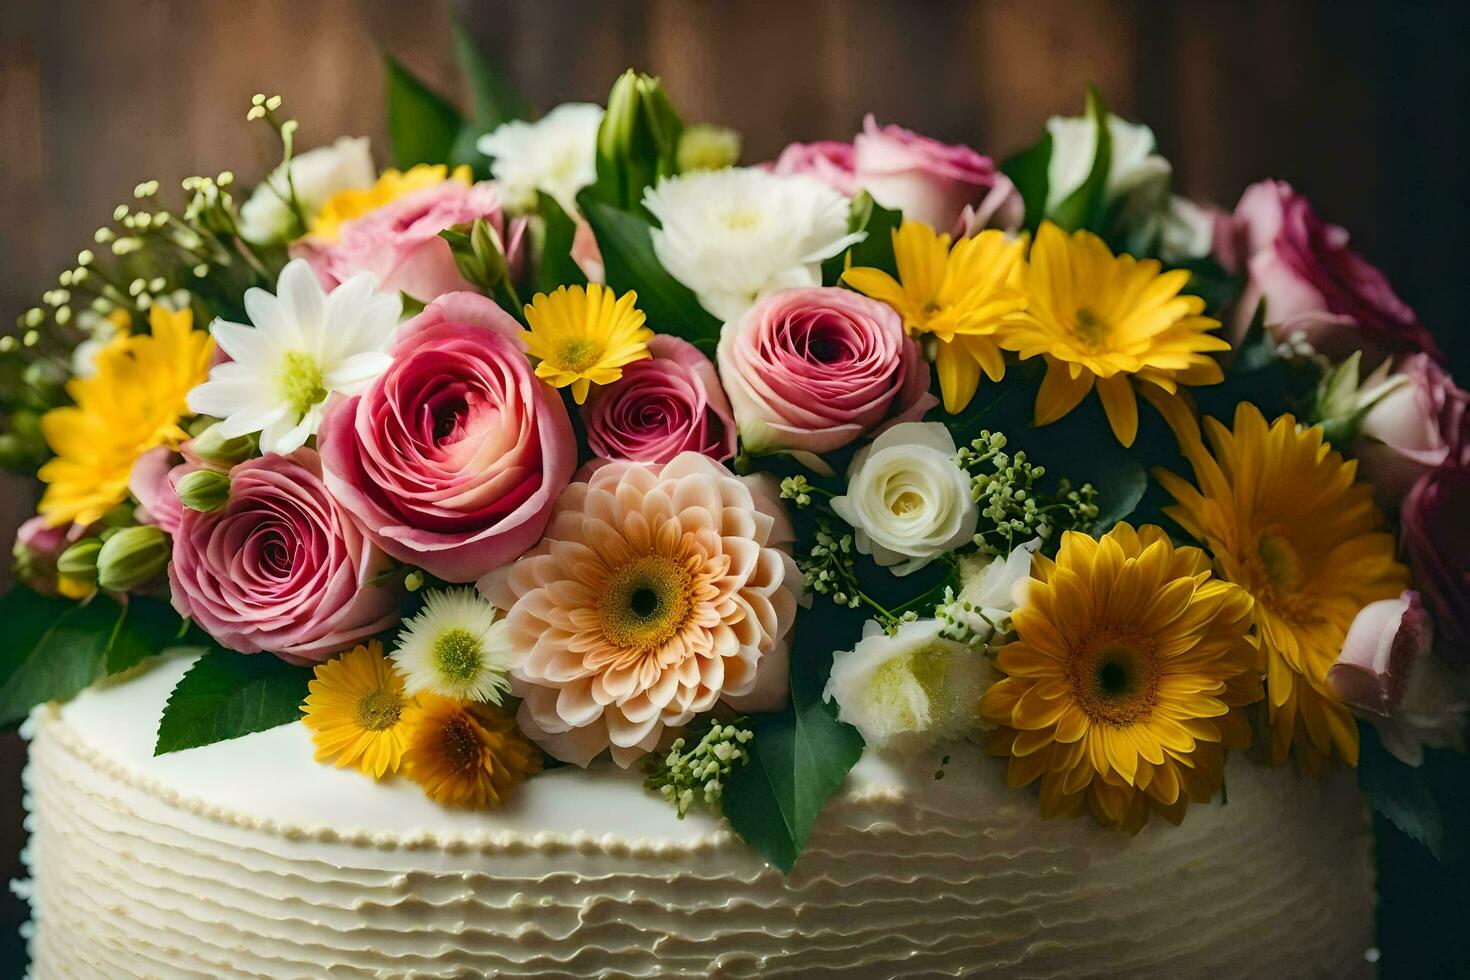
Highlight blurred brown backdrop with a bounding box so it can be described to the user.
[1,0,1467,974]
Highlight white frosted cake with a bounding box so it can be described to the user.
[19,655,1376,978]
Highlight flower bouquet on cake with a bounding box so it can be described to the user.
[3,31,1467,895]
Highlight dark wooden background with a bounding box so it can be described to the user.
[1,0,1467,974]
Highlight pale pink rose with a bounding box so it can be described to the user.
[716,286,935,472]
[582,335,735,464]
[1218,180,1443,366]
[853,115,1005,231]
[952,173,1025,238]
[1328,590,1432,716]
[318,292,575,583]
[1354,354,1469,508]
[129,446,184,535]
[168,449,401,665]
[480,453,801,767]
[295,181,527,302]
[766,140,859,196]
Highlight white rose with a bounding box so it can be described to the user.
[238,136,375,245]
[940,537,1040,643]
[823,618,989,751]
[831,422,978,576]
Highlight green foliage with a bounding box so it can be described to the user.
[825,191,901,285]
[384,55,463,168]
[103,595,188,675]
[448,19,529,176]
[585,70,684,216]
[154,647,312,755]
[535,191,590,293]
[1358,723,1454,861]
[1001,132,1052,234]
[577,196,722,351]
[1050,85,1112,234]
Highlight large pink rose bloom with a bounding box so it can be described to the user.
[582,335,735,464]
[319,292,575,583]
[1354,354,1469,508]
[717,286,935,471]
[295,181,527,302]
[480,454,801,768]
[1401,460,1470,659]
[767,140,859,196]
[1218,180,1443,366]
[852,115,1008,231]
[168,449,401,665]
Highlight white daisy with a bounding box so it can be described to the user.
[187,259,400,454]
[477,103,604,216]
[391,588,516,704]
[642,167,862,320]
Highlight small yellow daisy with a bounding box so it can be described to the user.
[300,641,414,779]
[522,284,653,403]
[401,693,541,809]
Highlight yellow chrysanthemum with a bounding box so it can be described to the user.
[38,304,213,527]
[1003,222,1229,447]
[308,163,472,241]
[301,641,414,779]
[843,221,1029,414]
[522,284,653,404]
[1152,400,1408,769]
[401,693,541,809]
[981,523,1262,833]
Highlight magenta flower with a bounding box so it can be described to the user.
[319,292,576,583]
[1354,354,1469,509]
[582,335,735,464]
[1401,460,1470,659]
[168,449,401,665]
[766,140,859,196]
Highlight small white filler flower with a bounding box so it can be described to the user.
[391,588,516,704]
[477,102,605,215]
[642,167,862,320]
[187,259,400,454]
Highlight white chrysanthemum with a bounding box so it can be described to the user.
[188,259,400,454]
[391,588,516,704]
[477,103,604,215]
[238,136,375,245]
[823,618,988,751]
[642,167,863,320]
[939,538,1041,643]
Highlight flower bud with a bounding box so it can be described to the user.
[593,70,683,212]
[676,124,741,173]
[57,537,103,582]
[189,423,257,466]
[95,525,170,592]
[176,468,231,513]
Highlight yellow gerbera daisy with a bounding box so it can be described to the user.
[1152,400,1407,769]
[308,163,472,241]
[401,693,541,809]
[843,221,1029,414]
[38,304,213,527]
[1002,221,1229,446]
[522,283,653,403]
[301,641,414,779]
[981,523,1262,833]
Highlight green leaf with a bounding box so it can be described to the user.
[384,54,463,168]
[1050,86,1112,234]
[1359,723,1445,860]
[536,191,589,292]
[723,618,866,873]
[0,588,121,727]
[828,191,901,283]
[104,595,188,675]
[578,196,722,351]
[451,19,528,131]
[400,291,427,318]
[154,647,312,755]
[1000,131,1052,234]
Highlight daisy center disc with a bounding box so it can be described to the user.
[432,627,485,683]
[1069,629,1160,726]
[554,337,605,373]
[277,349,327,416]
[599,554,695,655]
[1071,307,1112,350]
[440,716,483,775]
[354,687,404,732]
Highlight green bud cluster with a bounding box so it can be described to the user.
[589,70,683,215]
[957,430,1098,554]
[176,469,232,513]
[643,719,754,819]
[96,525,170,592]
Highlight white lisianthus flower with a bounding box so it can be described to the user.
[939,538,1041,643]
[831,422,978,576]
[823,618,988,751]
[188,259,400,454]
[642,167,863,320]
[391,587,516,704]
[237,136,375,245]
[1045,112,1171,214]
[477,103,604,216]
[1158,194,1217,264]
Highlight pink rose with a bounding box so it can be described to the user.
[168,449,401,665]
[129,446,184,535]
[1401,460,1470,660]
[319,292,575,583]
[582,335,735,464]
[1219,180,1443,366]
[853,115,1007,231]
[295,181,527,303]
[716,287,935,472]
[952,174,1025,238]
[766,141,859,196]
[1354,354,1469,508]
[1328,590,1432,716]
[13,517,86,596]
